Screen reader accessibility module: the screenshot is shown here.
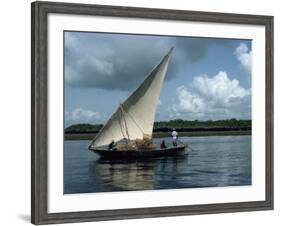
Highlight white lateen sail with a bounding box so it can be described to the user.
[90,48,173,147]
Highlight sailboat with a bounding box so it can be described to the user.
[88,48,187,159]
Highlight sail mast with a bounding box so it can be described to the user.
[91,48,173,147]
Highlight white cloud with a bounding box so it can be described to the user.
[91,59,114,77]
[171,71,251,120]
[234,43,252,75]
[65,108,100,125]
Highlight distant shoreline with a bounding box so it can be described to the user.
[64,130,251,141]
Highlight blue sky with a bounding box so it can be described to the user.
[64,31,252,127]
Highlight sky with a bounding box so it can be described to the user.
[64,31,252,127]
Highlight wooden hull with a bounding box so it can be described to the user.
[89,145,187,159]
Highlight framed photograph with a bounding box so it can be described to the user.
[31,1,274,225]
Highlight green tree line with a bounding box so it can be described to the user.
[65,119,251,133]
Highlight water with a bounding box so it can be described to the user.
[64,136,251,194]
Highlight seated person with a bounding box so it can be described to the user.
[108,140,115,150]
[160,140,167,149]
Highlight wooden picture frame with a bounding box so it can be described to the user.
[31,1,274,224]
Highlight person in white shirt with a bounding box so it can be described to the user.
[171,128,178,146]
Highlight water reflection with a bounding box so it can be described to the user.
[64,136,251,194]
[88,155,188,191]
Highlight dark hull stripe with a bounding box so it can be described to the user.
[89,145,186,159]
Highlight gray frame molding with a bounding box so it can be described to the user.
[31,1,274,225]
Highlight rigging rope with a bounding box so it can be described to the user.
[118,108,127,139]
[119,104,130,140]
[119,103,145,135]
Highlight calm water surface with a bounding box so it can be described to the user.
[64,136,251,194]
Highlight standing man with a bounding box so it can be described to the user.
[171,128,178,146]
